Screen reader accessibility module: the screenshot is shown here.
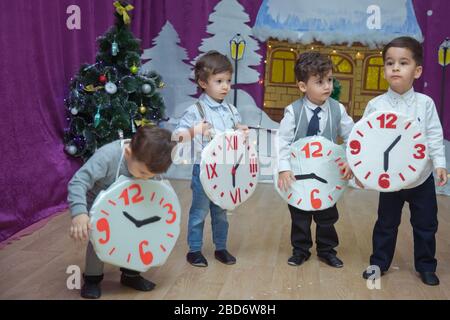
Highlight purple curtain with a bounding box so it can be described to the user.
[0,0,447,242]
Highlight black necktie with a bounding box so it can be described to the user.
[306,108,321,136]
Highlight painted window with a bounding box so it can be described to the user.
[270,50,296,84]
[364,56,389,91]
[330,54,353,74]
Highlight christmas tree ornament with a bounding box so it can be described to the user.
[139,104,147,114]
[99,74,107,84]
[65,144,77,155]
[158,81,165,88]
[70,108,79,115]
[130,114,136,133]
[130,64,138,74]
[142,83,153,94]
[84,84,103,92]
[105,82,117,94]
[94,106,101,127]
[111,41,119,56]
[113,1,134,25]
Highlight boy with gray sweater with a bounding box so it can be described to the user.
[68,126,175,299]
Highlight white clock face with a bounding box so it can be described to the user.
[89,177,181,272]
[275,136,348,211]
[347,111,428,192]
[200,131,259,210]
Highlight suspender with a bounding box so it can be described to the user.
[195,101,237,129]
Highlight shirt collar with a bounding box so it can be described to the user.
[387,87,415,105]
[200,93,224,108]
[305,96,328,112]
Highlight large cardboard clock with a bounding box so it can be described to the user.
[89,176,181,272]
[200,130,259,210]
[347,111,428,192]
[274,136,348,211]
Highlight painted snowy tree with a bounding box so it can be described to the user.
[141,21,197,120]
[194,0,262,84]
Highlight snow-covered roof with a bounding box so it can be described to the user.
[253,0,423,48]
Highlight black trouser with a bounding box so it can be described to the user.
[288,204,339,257]
[370,174,438,272]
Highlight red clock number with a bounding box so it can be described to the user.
[301,142,323,158]
[413,144,426,159]
[349,140,361,155]
[378,173,390,189]
[376,113,397,129]
[310,189,322,209]
[206,163,218,180]
[139,240,153,265]
[96,218,110,245]
[230,188,241,204]
[119,184,144,206]
[226,135,238,150]
[163,203,177,224]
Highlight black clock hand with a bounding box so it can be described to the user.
[294,173,328,184]
[234,153,244,171]
[383,135,402,172]
[231,153,244,188]
[123,211,139,227]
[311,173,328,184]
[135,216,161,228]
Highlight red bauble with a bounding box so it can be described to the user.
[99,75,107,84]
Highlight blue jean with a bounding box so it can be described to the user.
[188,164,228,252]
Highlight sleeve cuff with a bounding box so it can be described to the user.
[432,158,447,170]
[278,160,292,173]
[70,204,88,218]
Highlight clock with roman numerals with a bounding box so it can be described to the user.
[347,111,428,192]
[200,130,259,210]
[89,176,181,272]
[275,136,348,211]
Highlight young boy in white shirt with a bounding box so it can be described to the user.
[361,36,448,286]
[277,52,354,268]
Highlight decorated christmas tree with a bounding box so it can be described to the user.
[63,1,166,160]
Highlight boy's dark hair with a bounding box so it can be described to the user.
[129,126,176,173]
[382,36,423,66]
[294,52,333,83]
[194,50,233,89]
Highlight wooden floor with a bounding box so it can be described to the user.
[1,180,450,300]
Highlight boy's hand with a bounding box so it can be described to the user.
[194,121,212,137]
[70,213,92,241]
[339,161,354,180]
[436,168,448,186]
[278,170,296,192]
[235,123,249,141]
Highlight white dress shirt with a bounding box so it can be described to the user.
[363,87,446,189]
[277,97,354,172]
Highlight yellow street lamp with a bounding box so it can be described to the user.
[230,34,246,106]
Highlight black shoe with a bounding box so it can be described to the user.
[318,254,343,268]
[120,273,156,291]
[419,272,439,286]
[362,268,385,280]
[187,251,208,267]
[80,274,103,299]
[287,254,309,266]
[214,250,236,265]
